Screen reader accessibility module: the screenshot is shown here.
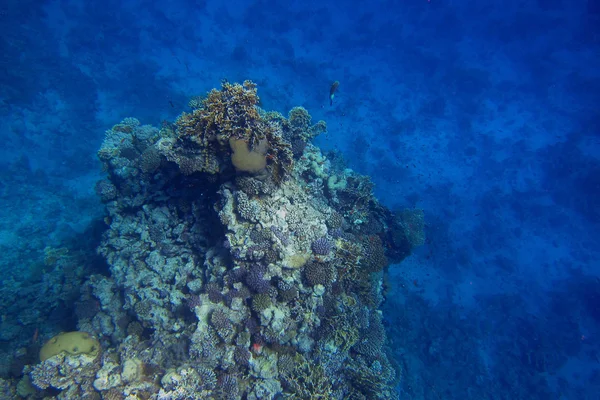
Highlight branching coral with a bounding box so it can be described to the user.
[177,80,263,146]
[280,355,334,399]
[175,80,294,182]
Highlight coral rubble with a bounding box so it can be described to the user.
[19,81,424,399]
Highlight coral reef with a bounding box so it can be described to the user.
[12,82,424,399]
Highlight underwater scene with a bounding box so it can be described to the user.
[0,0,599,399]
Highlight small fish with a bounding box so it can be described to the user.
[329,81,339,106]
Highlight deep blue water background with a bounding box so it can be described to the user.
[1,0,599,398]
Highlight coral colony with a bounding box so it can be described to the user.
[24,81,424,399]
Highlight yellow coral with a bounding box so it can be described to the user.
[285,252,310,269]
[229,137,268,173]
[39,331,100,362]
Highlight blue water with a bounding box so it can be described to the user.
[1,0,599,399]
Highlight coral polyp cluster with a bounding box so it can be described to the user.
[23,82,424,399]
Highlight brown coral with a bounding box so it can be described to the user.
[177,80,262,145]
[174,80,293,182]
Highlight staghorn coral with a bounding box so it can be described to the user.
[177,80,263,145]
[322,314,360,353]
[188,95,204,110]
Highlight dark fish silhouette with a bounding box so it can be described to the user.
[329,81,339,105]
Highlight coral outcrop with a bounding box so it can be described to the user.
[18,81,424,399]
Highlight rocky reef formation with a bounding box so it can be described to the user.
[15,81,424,399]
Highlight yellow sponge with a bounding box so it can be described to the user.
[39,331,100,362]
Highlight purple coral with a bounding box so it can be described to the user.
[218,374,239,399]
[304,261,336,286]
[270,225,290,246]
[186,294,202,310]
[205,282,223,303]
[234,346,251,367]
[246,263,271,293]
[229,267,247,283]
[330,228,343,239]
[210,309,234,343]
[312,237,332,255]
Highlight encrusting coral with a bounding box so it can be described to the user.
[16,81,424,399]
